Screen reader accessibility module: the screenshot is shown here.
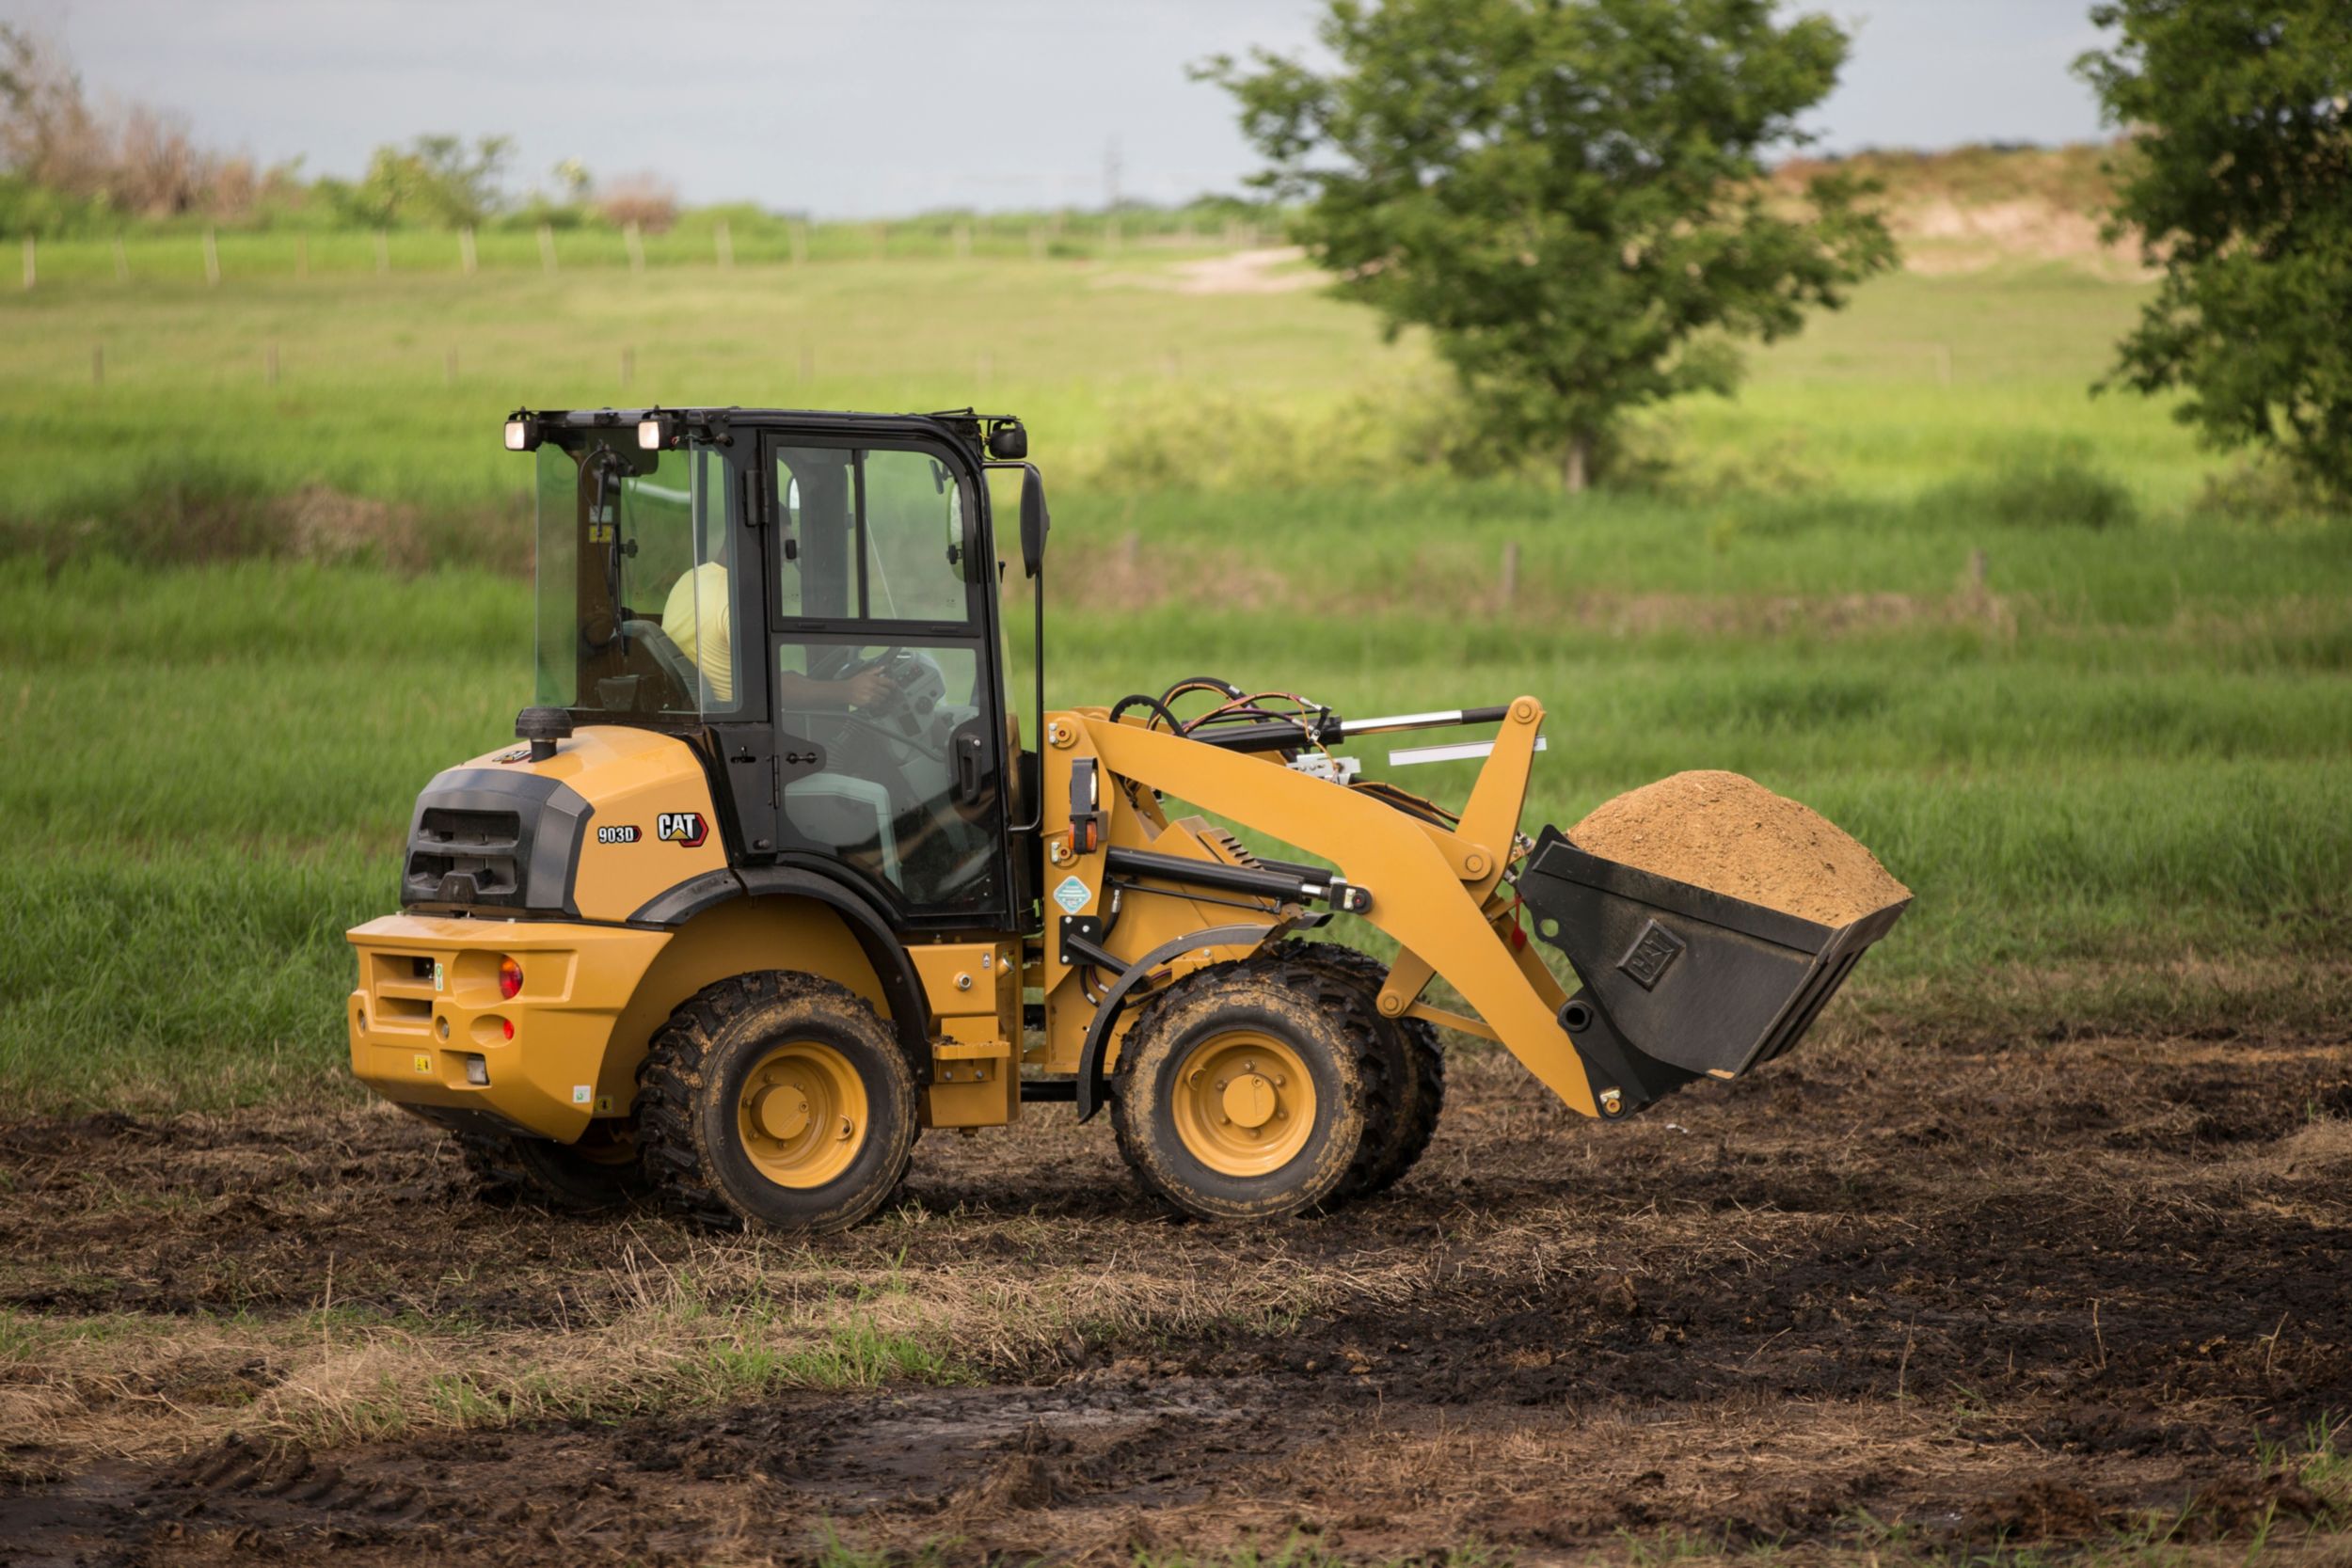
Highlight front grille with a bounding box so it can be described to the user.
[398,764,590,916]
[405,808,523,906]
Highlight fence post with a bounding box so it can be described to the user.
[266,344,280,387]
[19,235,30,291]
[1500,541,1520,608]
[295,233,309,280]
[112,235,127,282]
[714,219,733,269]
[374,230,389,275]
[460,227,477,276]
[620,346,635,390]
[203,229,220,286]
[625,222,644,274]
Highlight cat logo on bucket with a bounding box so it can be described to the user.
[657,812,709,849]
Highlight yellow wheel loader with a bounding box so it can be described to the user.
[347,407,1907,1230]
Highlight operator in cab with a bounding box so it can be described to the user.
[661,560,894,712]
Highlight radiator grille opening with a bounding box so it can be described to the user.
[405,808,524,907]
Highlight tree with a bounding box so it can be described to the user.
[326,134,513,229]
[2077,2,2352,495]
[1202,0,1894,492]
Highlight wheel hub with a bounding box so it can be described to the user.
[735,1039,866,1190]
[1221,1071,1277,1129]
[751,1084,812,1142]
[1170,1031,1313,1177]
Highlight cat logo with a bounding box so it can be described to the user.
[657,812,709,849]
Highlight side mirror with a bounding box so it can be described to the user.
[1019,464,1050,579]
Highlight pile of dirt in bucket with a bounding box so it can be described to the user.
[1567,769,1910,925]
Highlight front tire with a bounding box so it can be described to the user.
[637,972,917,1234]
[1279,941,1447,1197]
[1111,957,1376,1221]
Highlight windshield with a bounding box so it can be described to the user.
[533,436,738,719]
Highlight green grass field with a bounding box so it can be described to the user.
[2,248,2347,1110]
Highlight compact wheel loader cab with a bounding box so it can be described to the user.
[348,406,1911,1234]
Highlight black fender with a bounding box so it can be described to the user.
[630,865,933,1085]
[1072,923,1271,1123]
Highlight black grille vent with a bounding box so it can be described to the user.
[405,808,524,906]
[398,766,591,916]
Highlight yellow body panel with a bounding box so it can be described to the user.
[349,914,672,1140]
[910,940,1020,1128]
[350,895,895,1140]
[497,724,731,923]
[1032,709,1286,1077]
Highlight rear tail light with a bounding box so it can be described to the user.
[498,957,524,1000]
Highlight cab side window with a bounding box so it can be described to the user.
[776,447,974,626]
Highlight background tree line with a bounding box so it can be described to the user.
[0,26,678,236]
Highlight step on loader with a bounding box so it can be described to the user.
[348,407,1908,1229]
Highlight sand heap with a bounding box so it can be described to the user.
[1567,770,1909,926]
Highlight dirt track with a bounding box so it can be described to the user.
[3,1024,2348,1565]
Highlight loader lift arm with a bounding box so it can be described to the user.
[1072,694,1600,1118]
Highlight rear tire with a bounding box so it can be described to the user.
[453,1123,643,1213]
[1279,941,1447,1197]
[1111,956,1377,1221]
[636,972,917,1234]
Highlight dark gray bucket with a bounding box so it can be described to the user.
[1516,826,1910,1116]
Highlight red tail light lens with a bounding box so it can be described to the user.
[498,957,524,1000]
[501,1017,516,1042]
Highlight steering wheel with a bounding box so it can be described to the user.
[617,619,700,710]
[837,646,919,721]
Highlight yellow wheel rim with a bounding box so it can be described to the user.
[736,1040,866,1189]
[1168,1029,1315,1179]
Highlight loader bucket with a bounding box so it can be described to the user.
[1516,826,1910,1117]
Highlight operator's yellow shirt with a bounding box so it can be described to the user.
[660,562,734,705]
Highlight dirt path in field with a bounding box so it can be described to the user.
[2,1024,2348,1565]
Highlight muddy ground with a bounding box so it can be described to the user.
[2,1023,2348,1566]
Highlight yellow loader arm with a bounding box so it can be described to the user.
[1073,695,1597,1117]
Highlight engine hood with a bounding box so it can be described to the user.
[401,725,729,924]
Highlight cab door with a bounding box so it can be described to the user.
[760,436,1013,930]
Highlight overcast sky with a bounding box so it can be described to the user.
[8,0,2113,216]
